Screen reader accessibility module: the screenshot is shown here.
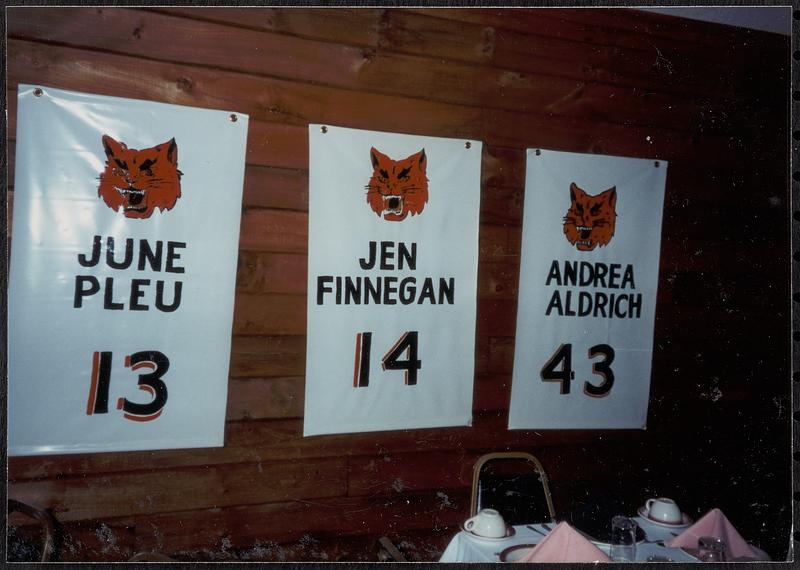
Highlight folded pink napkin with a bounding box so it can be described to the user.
[665,508,760,559]
[516,521,611,563]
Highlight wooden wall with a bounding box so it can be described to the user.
[5,7,790,562]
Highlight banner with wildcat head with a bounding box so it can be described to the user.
[304,125,481,436]
[508,149,667,429]
[8,85,248,455]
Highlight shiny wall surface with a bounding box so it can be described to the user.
[5,7,790,561]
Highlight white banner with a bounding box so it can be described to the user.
[8,85,248,455]
[304,125,481,436]
[508,149,667,429]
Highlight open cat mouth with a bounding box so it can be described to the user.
[114,185,147,210]
[383,194,403,217]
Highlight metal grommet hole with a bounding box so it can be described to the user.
[229,114,238,122]
[655,161,660,168]
[465,141,471,149]
[535,149,541,156]
[321,125,328,133]
[33,88,43,97]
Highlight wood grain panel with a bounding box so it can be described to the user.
[10,458,347,522]
[238,209,307,253]
[229,335,306,378]
[380,10,734,99]
[5,40,481,142]
[418,8,767,62]
[152,7,382,47]
[40,492,466,560]
[473,374,511,412]
[237,251,307,295]
[226,377,304,420]
[242,166,308,211]
[232,293,306,335]
[7,8,370,92]
[348,451,476,496]
[6,8,735,131]
[5,41,739,164]
[8,415,644,481]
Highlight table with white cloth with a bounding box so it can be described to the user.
[439,519,699,563]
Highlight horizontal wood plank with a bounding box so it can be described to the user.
[232,293,307,335]
[152,7,382,47]
[227,377,304,420]
[10,458,347,522]
[230,335,306,378]
[5,8,750,131]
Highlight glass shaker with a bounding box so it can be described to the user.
[610,515,638,562]
[697,536,728,562]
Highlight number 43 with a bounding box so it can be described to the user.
[540,343,615,397]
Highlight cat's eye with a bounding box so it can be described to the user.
[139,159,157,175]
[379,169,389,179]
[398,167,411,179]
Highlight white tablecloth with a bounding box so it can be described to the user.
[439,520,698,563]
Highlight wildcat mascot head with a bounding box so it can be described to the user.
[98,135,182,219]
[563,182,617,251]
[366,147,428,221]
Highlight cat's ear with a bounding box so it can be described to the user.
[158,138,178,165]
[569,182,585,201]
[102,135,126,158]
[370,147,388,169]
[416,149,427,173]
[602,186,617,209]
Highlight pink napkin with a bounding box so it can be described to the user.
[665,508,760,559]
[516,521,612,563]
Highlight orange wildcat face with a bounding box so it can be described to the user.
[563,182,617,251]
[366,147,428,221]
[97,135,182,219]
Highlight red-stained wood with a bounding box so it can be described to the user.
[5,42,744,165]
[242,166,308,211]
[237,251,307,295]
[226,377,304,420]
[5,8,745,132]
[31,493,465,561]
[410,8,771,62]
[8,415,648,482]
[473,373,513,412]
[379,10,737,100]
[232,293,307,335]
[347,451,478,497]
[152,7,382,47]
[229,335,306,378]
[238,209,308,253]
[10,458,347,522]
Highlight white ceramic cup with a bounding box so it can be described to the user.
[645,497,682,524]
[463,508,507,538]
